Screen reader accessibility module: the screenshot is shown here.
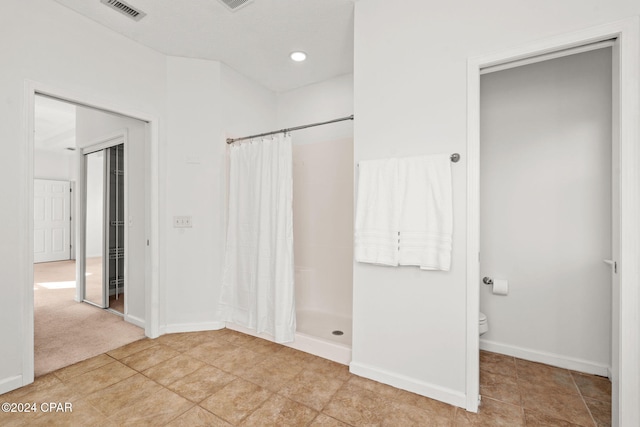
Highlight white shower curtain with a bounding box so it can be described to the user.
[218,134,296,343]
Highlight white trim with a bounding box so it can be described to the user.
[124,314,146,329]
[0,375,24,396]
[465,56,481,413]
[163,322,226,334]
[480,339,610,377]
[349,361,467,409]
[22,82,35,387]
[480,39,615,75]
[466,17,640,426]
[81,131,127,154]
[23,80,161,390]
[70,180,76,261]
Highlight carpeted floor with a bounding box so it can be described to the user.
[34,260,145,377]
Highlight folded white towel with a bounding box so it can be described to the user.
[354,158,399,266]
[397,154,453,271]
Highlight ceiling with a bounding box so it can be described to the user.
[53,0,355,93]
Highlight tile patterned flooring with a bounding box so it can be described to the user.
[0,329,611,426]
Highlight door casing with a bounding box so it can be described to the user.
[22,82,160,389]
[465,17,639,427]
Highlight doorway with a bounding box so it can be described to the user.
[479,46,613,423]
[31,93,150,377]
[479,47,613,372]
[465,19,640,426]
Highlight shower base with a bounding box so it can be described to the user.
[225,309,352,365]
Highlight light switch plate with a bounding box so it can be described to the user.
[173,216,192,228]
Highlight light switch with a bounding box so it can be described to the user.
[173,216,192,228]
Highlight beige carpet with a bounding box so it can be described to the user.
[34,260,145,377]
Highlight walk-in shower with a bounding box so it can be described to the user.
[224,117,354,364]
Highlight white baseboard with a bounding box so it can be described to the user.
[349,361,467,409]
[0,375,24,395]
[480,339,610,377]
[124,314,145,329]
[162,321,226,334]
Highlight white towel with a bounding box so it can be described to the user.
[354,158,399,266]
[397,154,453,270]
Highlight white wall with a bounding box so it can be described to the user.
[162,60,277,332]
[163,57,224,330]
[353,0,640,407]
[76,106,148,324]
[480,48,612,373]
[278,75,354,318]
[34,150,75,182]
[221,64,277,141]
[277,74,354,145]
[0,0,166,392]
[292,139,353,317]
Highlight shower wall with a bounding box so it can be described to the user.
[277,74,354,319]
[292,139,353,316]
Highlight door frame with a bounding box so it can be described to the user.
[23,81,160,386]
[465,17,639,426]
[79,133,129,313]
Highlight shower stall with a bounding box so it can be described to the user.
[291,137,354,361]
[223,116,354,364]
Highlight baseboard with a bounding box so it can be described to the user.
[124,314,145,329]
[163,321,226,334]
[0,375,24,395]
[480,339,610,377]
[349,361,467,409]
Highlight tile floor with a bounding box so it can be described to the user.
[0,329,611,426]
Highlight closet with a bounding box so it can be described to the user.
[83,143,125,314]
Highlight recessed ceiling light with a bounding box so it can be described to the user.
[290,51,307,62]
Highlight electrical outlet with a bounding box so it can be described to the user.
[173,216,192,228]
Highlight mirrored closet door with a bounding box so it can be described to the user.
[82,142,125,314]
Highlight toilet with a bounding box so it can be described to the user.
[479,312,489,336]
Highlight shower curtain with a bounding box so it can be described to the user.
[218,134,296,343]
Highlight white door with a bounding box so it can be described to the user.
[34,179,71,263]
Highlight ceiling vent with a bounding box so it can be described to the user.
[100,0,147,21]
[217,0,254,12]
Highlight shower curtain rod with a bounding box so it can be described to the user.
[225,114,354,144]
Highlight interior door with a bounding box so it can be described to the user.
[34,179,70,263]
[83,150,107,307]
[82,143,126,312]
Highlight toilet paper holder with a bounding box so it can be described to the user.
[482,277,493,285]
